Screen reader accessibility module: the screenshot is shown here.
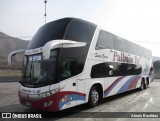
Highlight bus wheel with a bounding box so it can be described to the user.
[144,80,149,89]
[145,78,149,89]
[140,80,145,91]
[88,86,99,107]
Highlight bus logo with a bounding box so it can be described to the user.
[2,113,11,118]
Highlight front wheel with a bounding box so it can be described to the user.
[88,86,99,107]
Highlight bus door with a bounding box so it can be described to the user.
[77,78,86,105]
[59,58,78,110]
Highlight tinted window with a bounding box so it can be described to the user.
[108,62,121,76]
[60,57,78,80]
[27,18,71,49]
[124,39,152,57]
[96,30,114,50]
[109,62,142,76]
[91,62,142,78]
[114,36,127,52]
[64,20,96,44]
[126,41,133,54]
[27,18,96,50]
[91,63,109,78]
[59,46,89,81]
[96,30,152,57]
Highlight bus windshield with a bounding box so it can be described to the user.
[20,50,58,88]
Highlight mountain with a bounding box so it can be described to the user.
[0,32,10,37]
[0,32,29,69]
[153,56,160,61]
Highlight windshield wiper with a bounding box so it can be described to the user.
[35,72,47,84]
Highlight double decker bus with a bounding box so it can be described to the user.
[9,18,154,112]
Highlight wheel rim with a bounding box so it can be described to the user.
[91,90,99,104]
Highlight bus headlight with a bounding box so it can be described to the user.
[38,88,59,98]
[38,91,52,98]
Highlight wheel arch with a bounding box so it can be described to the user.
[85,81,104,103]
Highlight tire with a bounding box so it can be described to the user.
[144,80,149,89]
[88,86,99,108]
[139,80,145,91]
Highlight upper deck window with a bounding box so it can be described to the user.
[27,18,71,50]
[95,30,152,57]
[64,20,96,44]
[27,18,96,50]
[96,30,114,50]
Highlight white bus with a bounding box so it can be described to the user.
[10,18,154,112]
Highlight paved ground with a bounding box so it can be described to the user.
[0,79,160,121]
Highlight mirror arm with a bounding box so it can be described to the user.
[8,49,25,65]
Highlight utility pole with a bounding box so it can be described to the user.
[44,0,47,24]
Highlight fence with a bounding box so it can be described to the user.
[0,69,21,76]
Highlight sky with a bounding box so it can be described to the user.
[0,0,160,56]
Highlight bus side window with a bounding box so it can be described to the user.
[150,67,153,72]
[96,30,114,50]
[60,58,78,80]
[91,63,110,78]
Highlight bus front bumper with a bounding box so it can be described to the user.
[18,91,59,112]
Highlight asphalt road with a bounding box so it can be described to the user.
[0,80,160,121]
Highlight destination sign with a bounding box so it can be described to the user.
[28,55,42,62]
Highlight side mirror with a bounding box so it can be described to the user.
[8,49,25,65]
[43,40,86,60]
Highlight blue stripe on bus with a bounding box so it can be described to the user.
[59,94,85,110]
[104,77,125,97]
[117,75,139,94]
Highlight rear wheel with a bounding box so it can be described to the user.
[88,86,99,107]
[144,80,149,89]
[140,80,145,91]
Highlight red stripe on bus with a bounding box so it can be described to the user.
[128,77,141,90]
[104,76,124,94]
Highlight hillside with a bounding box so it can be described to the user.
[153,56,160,79]
[0,32,29,69]
[153,56,160,61]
